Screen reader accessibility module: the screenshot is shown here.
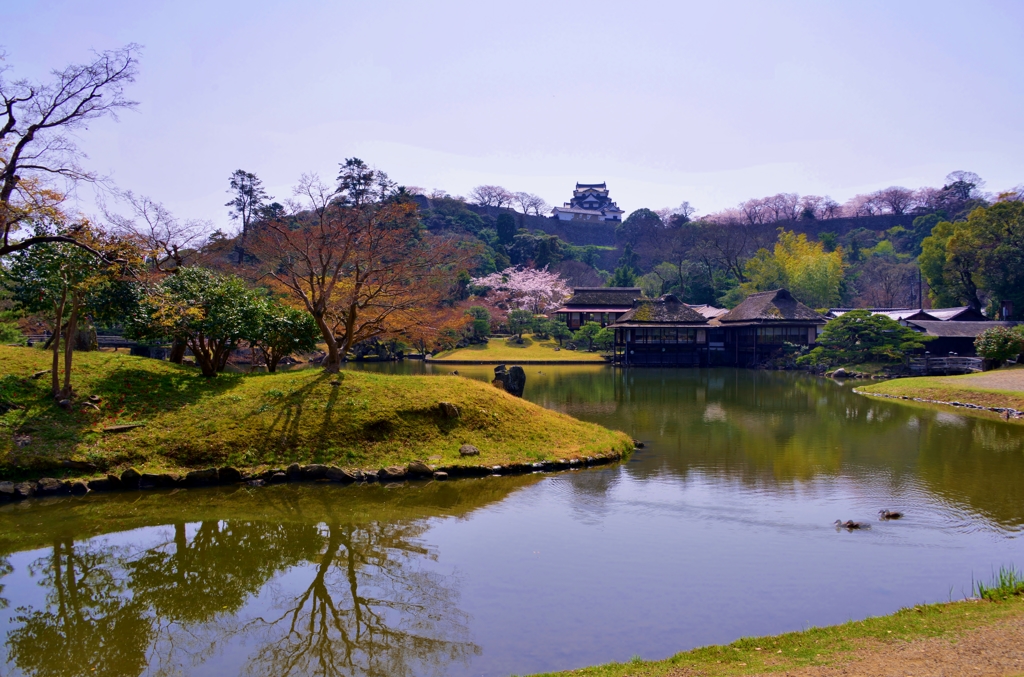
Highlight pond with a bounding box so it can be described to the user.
[1,366,1023,677]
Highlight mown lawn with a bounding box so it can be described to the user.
[0,346,632,479]
[432,334,607,362]
[859,366,1024,417]
[527,596,1024,676]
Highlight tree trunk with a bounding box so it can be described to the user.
[74,317,98,351]
[168,337,187,364]
[60,296,80,400]
[313,313,342,373]
[51,289,67,398]
[190,336,218,377]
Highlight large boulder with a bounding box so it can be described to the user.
[300,464,328,480]
[326,466,360,482]
[379,466,407,481]
[459,444,480,457]
[492,364,526,397]
[185,468,219,487]
[120,468,142,489]
[407,460,433,477]
[218,467,243,484]
[36,477,69,496]
[0,481,15,501]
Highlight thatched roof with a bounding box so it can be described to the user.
[718,289,826,324]
[611,295,708,326]
[562,287,642,308]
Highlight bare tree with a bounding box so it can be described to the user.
[740,197,768,225]
[104,191,209,272]
[855,258,920,308]
[511,191,548,216]
[873,186,916,215]
[0,44,140,257]
[764,193,800,222]
[818,195,841,219]
[469,185,512,208]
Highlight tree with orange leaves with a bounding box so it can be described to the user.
[250,159,472,372]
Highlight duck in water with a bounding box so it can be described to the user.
[878,509,904,520]
[834,520,870,530]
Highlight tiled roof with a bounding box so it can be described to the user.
[612,295,708,325]
[906,320,1021,337]
[563,287,642,307]
[718,289,826,323]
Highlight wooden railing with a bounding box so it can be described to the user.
[909,356,984,375]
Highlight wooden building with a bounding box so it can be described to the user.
[554,287,641,330]
[610,289,828,367]
[905,320,1022,356]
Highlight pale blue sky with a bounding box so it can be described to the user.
[6,0,1024,228]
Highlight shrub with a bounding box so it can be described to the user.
[798,309,932,366]
[974,326,1024,362]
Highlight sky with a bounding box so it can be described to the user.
[6,0,1024,230]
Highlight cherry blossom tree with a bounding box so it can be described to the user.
[471,266,571,314]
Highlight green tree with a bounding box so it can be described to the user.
[252,303,319,373]
[573,321,603,351]
[798,310,932,366]
[919,219,983,309]
[974,326,1024,362]
[466,305,491,340]
[225,169,270,265]
[737,230,845,308]
[495,212,517,245]
[550,321,573,346]
[965,201,1024,319]
[616,208,663,247]
[128,267,265,377]
[506,309,534,339]
[594,326,615,352]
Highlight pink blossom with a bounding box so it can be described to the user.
[471,266,571,314]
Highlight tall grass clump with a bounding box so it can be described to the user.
[974,565,1024,601]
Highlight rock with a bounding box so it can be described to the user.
[300,464,328,480]
[70,480,89,496]
[87,476,116,492]
[832,367,848,378]
[326,466,360,482]
[219,467,243,484]
[37,477,69,496]
[437,402,461,419]
[57,399,72,410]
[459,444,480,457]
[379,466,407,480]
[14,482,35,499]
[286,463,301,480]
[363,470,380,482]
[185,468,219,486]
[60,459,98,472]
[633,439,645,449]
[0,481,15,501]
[246,479,266,487]
[269,472,287,484]
[407,460,433,476]
[505,366,526,397]
[491,378,506,391]
[432,471,448,480]
[121,468,142,489]
[139,473,162,488]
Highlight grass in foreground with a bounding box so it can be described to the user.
[0,346,632,478]
[859,366,1024,418]
[432,334,607,362]
[526,594,1024,676]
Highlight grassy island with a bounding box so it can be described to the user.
[528,595,1024,676]
[0,346,632,479]
[858,366,1024,422]
[430,334,607,363]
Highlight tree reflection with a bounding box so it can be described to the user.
[243,521,477,677]
[3,517,478,677]
[6,539,152,677]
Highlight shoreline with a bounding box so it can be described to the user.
[425,358,609,365]
[526,596,1024,676]
[0,450,631,503]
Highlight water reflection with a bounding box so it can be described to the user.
[0,480,547,676]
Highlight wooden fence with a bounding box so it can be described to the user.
[909,356,984,375]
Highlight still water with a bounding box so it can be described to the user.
[1,366,1023,676]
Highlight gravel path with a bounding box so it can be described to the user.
[753,614,1024,677]
[951,368,1024,393]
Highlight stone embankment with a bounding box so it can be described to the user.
[0,448,632,503]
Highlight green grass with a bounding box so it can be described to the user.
[526,596,1024,676]
[859,368,1024,420]
[975,565,1024,601]
[0,346,632,479]
[431,335,607,362]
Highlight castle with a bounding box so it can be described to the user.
[551,182,624,222]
